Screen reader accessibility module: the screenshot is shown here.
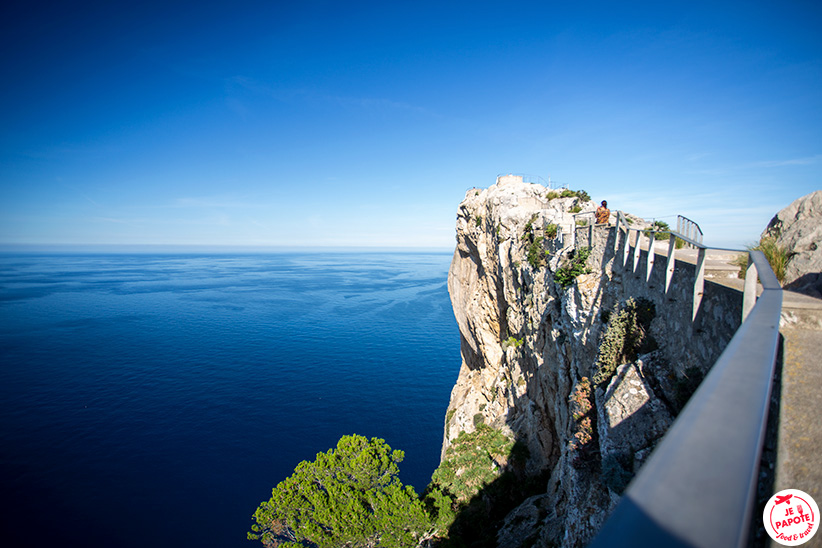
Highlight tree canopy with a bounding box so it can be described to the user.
[248,435,433,548]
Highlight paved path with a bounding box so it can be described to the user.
[674,246,822,546]
[627,232,822,544]
[770,291,822,548]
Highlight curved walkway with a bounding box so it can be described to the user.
[631,236,822,547]
[771,291,822,547]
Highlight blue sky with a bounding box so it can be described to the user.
[1,1,820,250]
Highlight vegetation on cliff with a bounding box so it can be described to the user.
[428,423,519,503]
[732,235,790,284]
[523,214,546,270]
[568,376,599,473]
[249,425,542,548]
[545,188,591,203]
[425,424,542,548]
[642,220,684,248]
[553,247,592,288]
[248,435,434,548]
[593,298,657,388]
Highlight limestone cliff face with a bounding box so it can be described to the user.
[442,176,727,547]
[445,176,614,547]
[445,177,594,464]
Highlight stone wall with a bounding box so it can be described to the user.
[577,224,743,376]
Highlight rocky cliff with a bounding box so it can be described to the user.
[439,175,742,547]
[763,190,822,298]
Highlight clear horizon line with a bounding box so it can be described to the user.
[0,243,456,254]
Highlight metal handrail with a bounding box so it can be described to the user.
[676,214,703,246]
[612,212,757,321]
[589,223,783,547]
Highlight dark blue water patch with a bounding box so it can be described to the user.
[0,252,460,548]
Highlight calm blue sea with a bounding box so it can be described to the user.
[0,252,460,547]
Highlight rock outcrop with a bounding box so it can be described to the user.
[762,190,822,297]
[441,175,742,547]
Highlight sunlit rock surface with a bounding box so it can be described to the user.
[442,176,740,547]
[763,190,822,297]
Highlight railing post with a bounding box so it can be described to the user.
[633,230,642,273]
[665,236,676,294]
[693,247,706,321]
[623,229,632,267]
[743,254,758,322]
[646,231,656,282]
[613,213,621,253]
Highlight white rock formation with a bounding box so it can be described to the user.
[763,190,822,297]
[442,176,687,547]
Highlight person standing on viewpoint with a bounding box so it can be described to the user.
[596,200,611,225]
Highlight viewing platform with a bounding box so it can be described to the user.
[618,233,822,547]
[583,216,822,548]
[770,289,822,547]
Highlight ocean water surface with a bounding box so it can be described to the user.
[0,252,460,547]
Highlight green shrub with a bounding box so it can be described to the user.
[445,409,456,437]
[527,239,544,269]
[544,223,558,239]
[642,221,684,248]
[751,236,790,284]
[593,298,657,388]
[426,425,544,547]
[569,205,582,214]
[554,247,592,288]
[576,219,588,226]
[731,236,790,283]
[428,424,516,503]
[502,336,524,349]
[249,435,432,548]
[558,189,591,202]
[423,487,457,537]
[475,215,483,227]
[731,252,749,279]
[545,191,559,200]
[644,220,671,241]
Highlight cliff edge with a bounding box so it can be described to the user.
[440,176,743,547]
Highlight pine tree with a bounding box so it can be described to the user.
[248,435,432,548]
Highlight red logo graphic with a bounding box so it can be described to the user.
[764,489,819,546]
